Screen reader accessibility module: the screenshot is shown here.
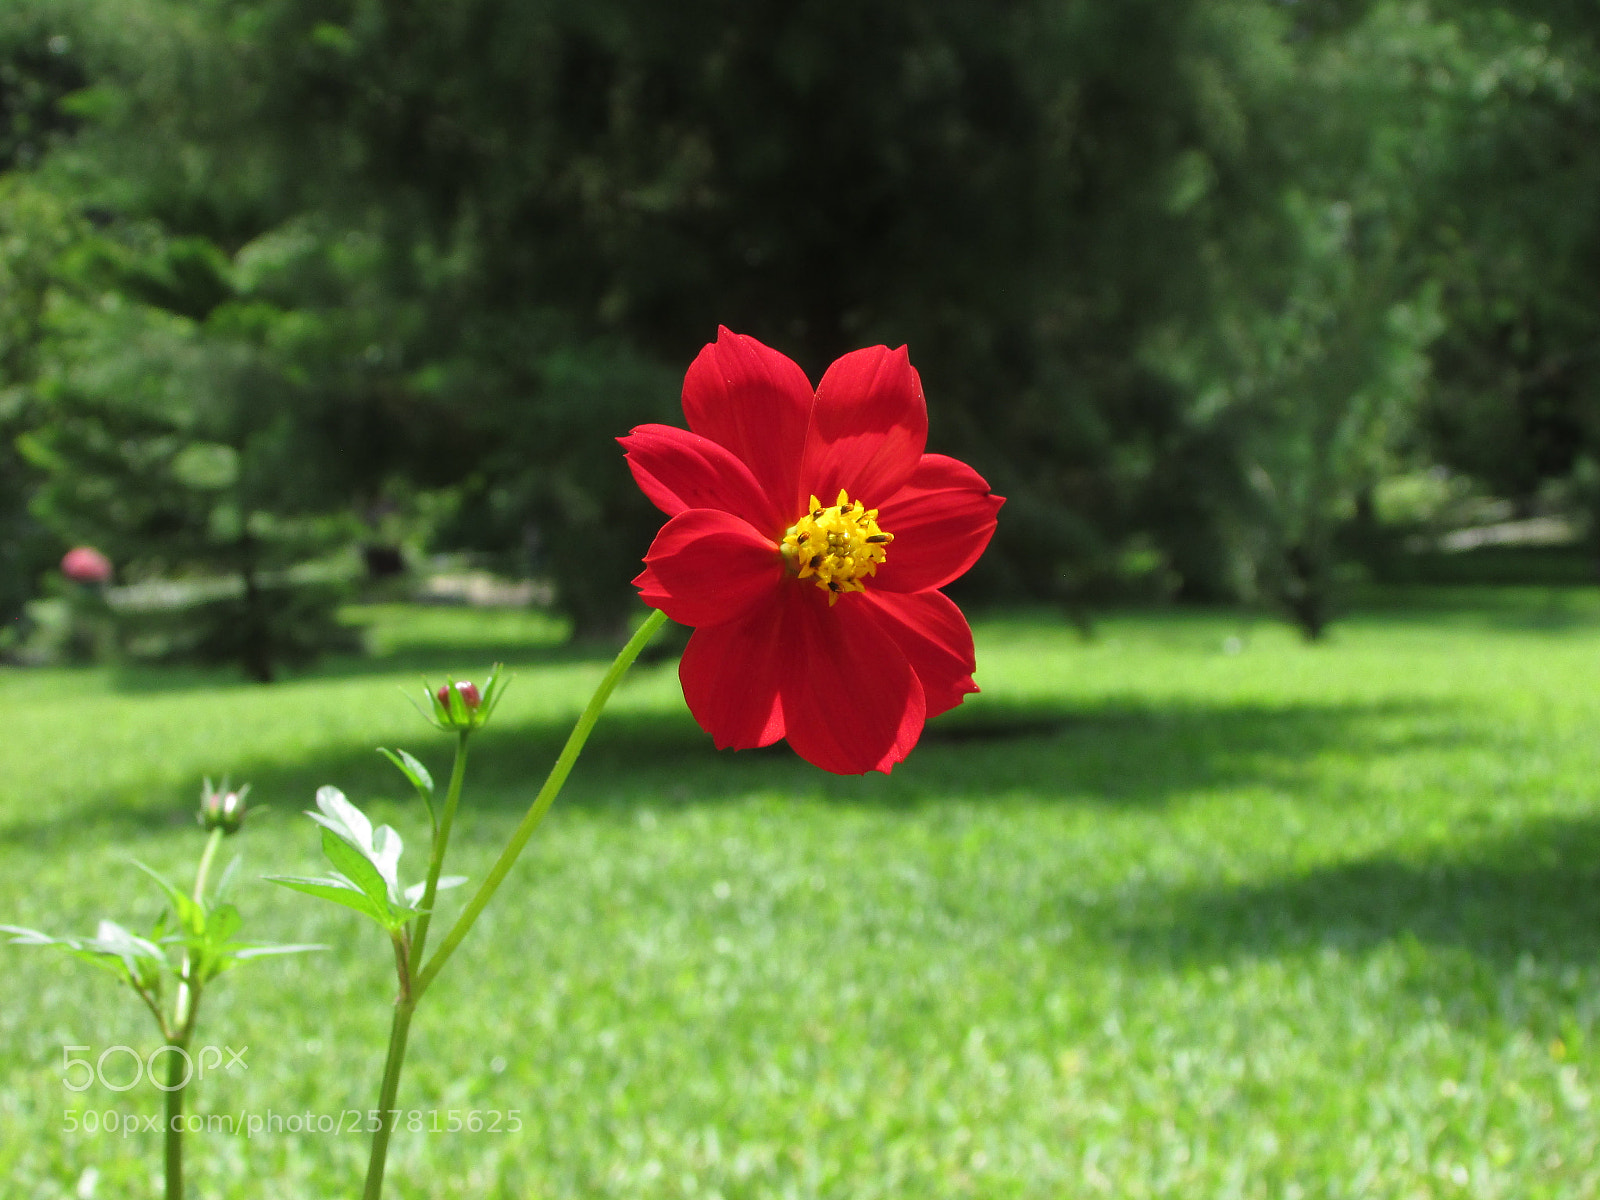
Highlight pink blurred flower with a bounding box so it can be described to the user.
[61,546,113,585]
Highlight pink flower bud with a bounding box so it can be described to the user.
[61,546,113,584]
[198,780,249,835]
[438,681,482,711]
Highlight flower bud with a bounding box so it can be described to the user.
[437,681,481,712]
[199,779,249,835]
[422,668,504,732]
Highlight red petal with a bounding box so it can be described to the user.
[636,509,784,627]
[678,606,788,750]
[779,588,927,774]
[681,328,815,520]
[620,424,784,533]
[799,345,928,507]
[861,590,978,719]
[872,454,1004,593]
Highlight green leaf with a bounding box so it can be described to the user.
[381,747,434,796]
[205,935,324,980]
[479,663,510,721]
[207,902,243,945]
[264,874,416,931]
[214,853,243,901]
[131,860,203,935]
[227,942,326,961]
[319,828,393,907]
[403,875,467,908]
[305,786,404,900]
[14,919,175,989]
[264,874,397,927]
[378,747,436,827]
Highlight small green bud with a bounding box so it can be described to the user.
[199,779,249,835]
[422,666,506,732]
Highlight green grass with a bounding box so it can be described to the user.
[4,591,1600,1198]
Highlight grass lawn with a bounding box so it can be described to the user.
[3,589,1600,1198]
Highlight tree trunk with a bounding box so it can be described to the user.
[1282,542,1328,642]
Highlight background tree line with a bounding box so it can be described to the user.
[1,0,1597,675]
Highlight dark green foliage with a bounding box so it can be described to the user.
[4,0,1600,644]
[22,221,358,679]
[1418,3,1600,566]
[0,178,81,647]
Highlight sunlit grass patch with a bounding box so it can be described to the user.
[2,591,1598,1197]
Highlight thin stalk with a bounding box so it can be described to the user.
[415,608,666,997]
[361,998,416,1200]
[407,732,469,974]
[191,829,223,905]
[173,828,223,1032]
[164,1036,187,1200]
[162,826,222,1200]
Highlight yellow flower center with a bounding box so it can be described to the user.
[780,489,894,605]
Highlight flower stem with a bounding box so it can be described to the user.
[162,824,223,1200]
[361,997,416,1200]
[173,828,223,1032]
[407,732,469,973]
[415,608,666,998]
[164,1035,187,1200]
[191,827,223,905]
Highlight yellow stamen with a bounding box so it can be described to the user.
[779,488,895,605]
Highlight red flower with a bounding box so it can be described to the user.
[622,327,1003,775]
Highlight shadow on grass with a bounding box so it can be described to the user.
[1102,813,1600,971]
[1,683,1474,849]
[101,637,646,696]
[1348,584,1600,633]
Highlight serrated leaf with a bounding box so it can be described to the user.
[305,787,404,901]
[307,785,373,845]
[319,829,393,907]
[403,875,467,907]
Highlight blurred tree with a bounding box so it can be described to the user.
[0,179,80,649]
[1144,2,1457,636]
[23,228,359,680]
[13,0,1598,648]
[1417,2,1600,567]
[0,6,88,647]
[164,0,1343,628]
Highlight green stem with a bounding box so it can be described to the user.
[415,608,666,998]
[164,1035,187,1200]
[191,828,223,905]
[361,998,416,1200]
[173,828,224,1032]
[162,825,224,1200]
[407,732,469,973]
